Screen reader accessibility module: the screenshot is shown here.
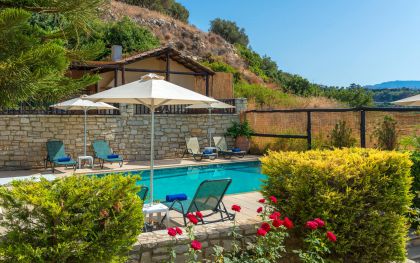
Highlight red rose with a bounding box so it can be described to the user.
[283,217,294,229]
[261,222,271,232]
[314,218,325,228]
[306,221,318,230]
[269,211,281,220]
[257,228,267,236]
[191,240,202,250]
[257,207,263,213]
[269,196,277,203]
[187,213,199,225]
[326,231,337,242]
[231,205,241,212]
[175,227,183,235]
[195,211,203,219]
[272,219,283,228]
[167,228,177,237]
[258,198,266,203]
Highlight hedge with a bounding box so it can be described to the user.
[0,174,143,262]
[411,151,420,208]
[261,148,413,263]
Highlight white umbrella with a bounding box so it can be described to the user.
[186,101,235,147]
[51,95,118,156]
[392,94,420,107]
[86,74,217,203]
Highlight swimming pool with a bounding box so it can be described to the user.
[121,161,265,201]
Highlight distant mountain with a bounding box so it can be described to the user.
[366,81,420,89]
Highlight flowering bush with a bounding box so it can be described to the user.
[262,148,413,262]
[166,197,336,263]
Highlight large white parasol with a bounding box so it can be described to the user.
[186,101,235,147]
[392,94,420,107]
[51,95,118,156]
[86,74,217,203]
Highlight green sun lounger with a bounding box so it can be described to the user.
[213,136,246,159]
[138,186,149,201]
[45,140,77,173]
[182,137,217,161]
[92,140,123,168]
[162,179,234,226]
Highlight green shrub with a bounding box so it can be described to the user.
[329,120,356,148]
[226,120,254,139]
[261,148,413,262]
[104,17,160,56]
[411,151,420,208]
[0,174,143,262]
[373,115,398,150]
[210,18,249,46]
[122,0,189,23]
[201,60,240,82]
[234,82,298,108]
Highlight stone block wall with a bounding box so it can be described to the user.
[0,111,239,169]
[128,219,259,263]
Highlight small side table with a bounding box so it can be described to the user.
[143,203,170,228]
[77,156,94,169]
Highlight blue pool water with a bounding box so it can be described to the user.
[120,161,265,201]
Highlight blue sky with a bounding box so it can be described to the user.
[178,0,420,87]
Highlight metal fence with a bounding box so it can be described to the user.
[245,107,420,151]
[134,98,236,115]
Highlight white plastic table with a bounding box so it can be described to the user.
[143,203,170,227]
[77,155,94,169]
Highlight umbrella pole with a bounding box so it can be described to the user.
[208,108,212,147]
[84,109,87,157]
[150,106,155,204]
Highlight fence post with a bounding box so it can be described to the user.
[307,111,312,150]
[360,110,366,148]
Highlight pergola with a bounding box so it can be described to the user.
[71,46,215,96]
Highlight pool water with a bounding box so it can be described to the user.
[124,161,265,202]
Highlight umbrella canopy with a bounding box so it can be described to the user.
[87,74,218,204]
[392,94,420,107]
[51,95,118,156]
[187,101,235,146]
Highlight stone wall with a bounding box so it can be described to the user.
[0,108,239,169]
[128,219,259,263]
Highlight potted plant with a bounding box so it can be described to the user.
[226,120,254,152]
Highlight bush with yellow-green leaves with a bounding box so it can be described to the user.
[0,174,143,263]
[261,148,413,263]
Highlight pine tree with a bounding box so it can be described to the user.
[0,0,107,107]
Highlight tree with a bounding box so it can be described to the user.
[0,0,106,107]
[210,18,249,46]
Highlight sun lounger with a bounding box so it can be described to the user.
[92,140,123,168]
[182,137,217,161]
[45,140,77,173]
[162,179,234,226]
[213,136,246,159]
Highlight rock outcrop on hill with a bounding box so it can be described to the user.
[104,1,264,84]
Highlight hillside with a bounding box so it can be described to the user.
[366,80,420,89]
[103,1,343,109]
[105,1,263,84]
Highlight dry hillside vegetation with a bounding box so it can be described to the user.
[104,1,342,109]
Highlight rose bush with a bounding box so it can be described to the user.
[262,148,413,262]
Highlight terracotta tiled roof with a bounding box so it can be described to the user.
[71,46,214,75]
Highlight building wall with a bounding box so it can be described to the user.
[0,109,239,170]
